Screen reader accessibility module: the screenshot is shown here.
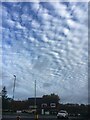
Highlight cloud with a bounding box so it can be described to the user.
[43,83,52,87]
[1,2,88,104]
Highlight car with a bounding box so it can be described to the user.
[16,110,22,113]
[57,110,68,119]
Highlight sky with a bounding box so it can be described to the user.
[1,1,88,104]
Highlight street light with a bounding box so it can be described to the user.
[12,75,16,100]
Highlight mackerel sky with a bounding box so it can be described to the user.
[2,1,88,104]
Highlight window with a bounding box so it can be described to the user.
[41,103,47,108]
[50,103,56,108]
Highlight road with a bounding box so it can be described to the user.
[1,114,87,120]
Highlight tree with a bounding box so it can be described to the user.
[2,86,8,110]
[2,86,7,99]
[43,93,60,103]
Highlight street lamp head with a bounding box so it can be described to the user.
[13,75,16,78]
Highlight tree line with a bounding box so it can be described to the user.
[1,86,89,117]
[1,86,60,111]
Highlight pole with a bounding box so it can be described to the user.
[13,75,16,100]
[34,80,38,120]
[35,80,36,110]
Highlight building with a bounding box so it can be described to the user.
[28,96,59,115]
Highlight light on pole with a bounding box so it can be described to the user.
[13,75,16,100]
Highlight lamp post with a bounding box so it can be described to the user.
[13,75,16,100]
[12,75,16,112]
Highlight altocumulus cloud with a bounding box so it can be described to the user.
[1,2,88,104]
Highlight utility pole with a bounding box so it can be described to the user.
[13,75,16,100]
[34,80,38,120]
[35,80,36,110]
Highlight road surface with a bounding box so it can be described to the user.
[1,114,88,120]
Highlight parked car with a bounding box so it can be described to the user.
[16,110,22,113]
[57,110,68,119]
